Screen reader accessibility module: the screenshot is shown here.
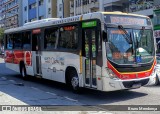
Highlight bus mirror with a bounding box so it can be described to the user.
[103,31,107,42]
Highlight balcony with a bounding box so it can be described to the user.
[70,1,74,14]
[70,7,74,14]
[131,8,153,16]
[88,0,99,10]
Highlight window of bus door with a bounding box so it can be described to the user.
[133,29,155,63]
[106,28,134,64]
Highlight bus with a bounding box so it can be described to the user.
[4,12,156,92]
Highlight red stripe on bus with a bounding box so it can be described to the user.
[107,60,156,80]
[5,50,32,66]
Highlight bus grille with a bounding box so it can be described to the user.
[122,78,149,89]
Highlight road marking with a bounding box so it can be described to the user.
[46,92,57,96]
[91,106,109,111]
[9,80,16,83]
[1,77,7,80]
[31,87,40,91]
[64,96,78,102]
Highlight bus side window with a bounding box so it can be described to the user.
[58,25,78,50]
[22,32,31,50]
[6,34,13,49]
[44,28,58,49]
[13,33,23,49]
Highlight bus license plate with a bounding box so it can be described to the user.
[132,83,141,89]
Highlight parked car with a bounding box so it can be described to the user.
[154,56,160,85]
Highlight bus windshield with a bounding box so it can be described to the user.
[106,28,154,65]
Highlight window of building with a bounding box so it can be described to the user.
[59,4,63,11]
[39,0,44,6]
[58,25,78,49]
[39,16,44,20]
[76,1,77,7]
[44,28,58,49]
[83,0,89,5]
[48,8,51,14]
[24,6,27,11]
[29,3,37,9]
[30,18,37,22]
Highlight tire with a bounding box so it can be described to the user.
[69,70,81,93]
[20,64,28,80]
[154,75,159,86]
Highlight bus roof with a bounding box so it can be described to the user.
[102,12,149,18]
[4,12,149,34]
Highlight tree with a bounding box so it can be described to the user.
[0,28,4,45]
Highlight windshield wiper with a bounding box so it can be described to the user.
[118,25,132,44]
[118,25,134,54]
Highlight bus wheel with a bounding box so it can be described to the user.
[20,64,28,80]
[70,71,80,93]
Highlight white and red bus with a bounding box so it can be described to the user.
[4,12,156,92]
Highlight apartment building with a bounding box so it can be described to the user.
[69,0,154,17]
[0,0,5,28]
[0,0,21,29]
[22,0,54,25]
[128,0,154,18]
[70,0,99,16]
[69,0,128,16]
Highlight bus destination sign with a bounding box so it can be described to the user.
[104,15,151,26]
[110,16,146,26]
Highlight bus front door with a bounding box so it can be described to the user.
[32,33,42,75]
[83,28,98,88]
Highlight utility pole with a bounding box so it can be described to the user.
[99,0,104,12]
[74,0,76,16]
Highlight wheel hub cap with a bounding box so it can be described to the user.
[71,77,79,89]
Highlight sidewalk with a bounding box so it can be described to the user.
[0,58,4,63]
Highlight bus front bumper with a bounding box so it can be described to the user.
[102,77,150,91]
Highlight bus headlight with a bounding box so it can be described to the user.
[107,68,118,79]
[155,68,160,76]
[150,67,156,76]
[156,69,160,73]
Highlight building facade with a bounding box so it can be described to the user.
[70,0,99,16]
[128,0,154,18]
[52,0,70,18]
[0,0,5,28]
[0,0,156,28]
[69,0,154,17]
[0,0,20,29]
[22,0,53,25]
